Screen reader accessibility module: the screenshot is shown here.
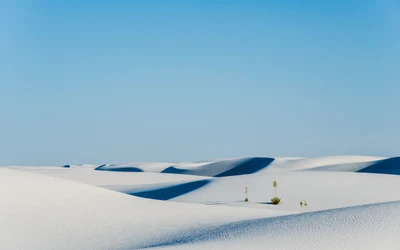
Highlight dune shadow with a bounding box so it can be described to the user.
[161,166,188,174]
[357,157,400,175]
[257,201,272,205]
[215,157,274,177]
[130,179,211,200]
[236,200,272,204]
[95,167,144,172]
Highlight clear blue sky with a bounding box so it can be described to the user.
[1,0,399,166]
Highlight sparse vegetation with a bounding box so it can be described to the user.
[300,200,308,209]
[271,196,281,205]
[271,178,281,205]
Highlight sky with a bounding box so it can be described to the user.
[0,0,399,166]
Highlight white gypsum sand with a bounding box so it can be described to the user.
[2,155,400,249]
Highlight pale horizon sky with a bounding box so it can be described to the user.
[1,0,399,166]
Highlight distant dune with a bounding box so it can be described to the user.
[95,157,274,177]
[2,155,400,249]
[306,156,400,175]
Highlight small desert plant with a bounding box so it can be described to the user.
[300,200,308,209]
[244,187,249,202]
[271,178,281,205]
[273,178,278,196]
[271,196,281,205]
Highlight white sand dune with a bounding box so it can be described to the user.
[15,167,209,186]
[147,201,400,250]
[6,164,99,169]
[2,155,400,250]
[95,157,275,177]
[308,156,400,175]
[96,157,274,177]
[172,171,400,212]
[95,162,177,172]
[0,168,289,250]
[164,157,275,177]
[259,155,385,173]
[92,155,394,177]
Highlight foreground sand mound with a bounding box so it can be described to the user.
[141,200,400,249]
[0,168,286,250]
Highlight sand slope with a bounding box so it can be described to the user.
[2,155,400,250]
[0,168,287,250]
[147,201,400,250]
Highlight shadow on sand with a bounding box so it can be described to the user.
[358,157,400,175]
[95,167,144,172]
[161,167,188,174]
[257,201,273,205]
[162,157,274,177]
[130,179,211,200]
[214,157,274,177]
